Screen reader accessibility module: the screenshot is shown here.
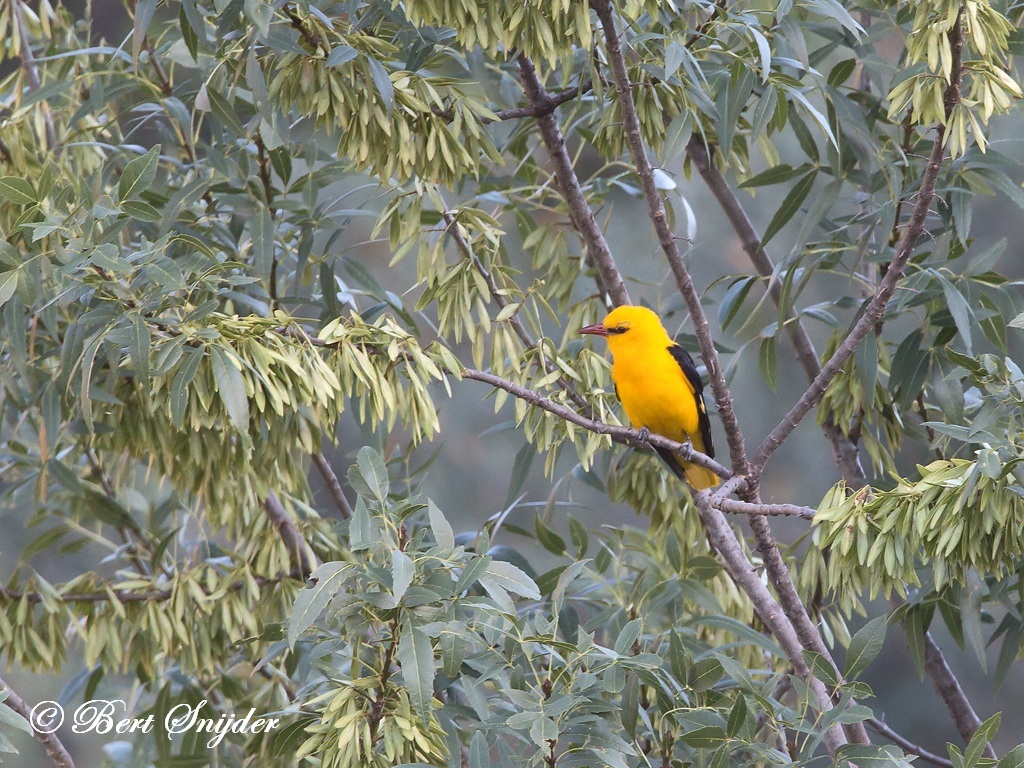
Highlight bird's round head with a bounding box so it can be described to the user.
[578,305,671,348]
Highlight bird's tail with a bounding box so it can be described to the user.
[683,462,719,491]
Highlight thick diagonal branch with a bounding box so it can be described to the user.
[312,453,353,520]
[518,54,630,307]
[753,14,964,474]
[684,137,865,485]
[264,491,318,577]
[593,1,870,744]
[923,632,995,757]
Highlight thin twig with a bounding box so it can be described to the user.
[311,452,353,520]
[867,717,955,768]
[0,674,76,768]
[518,54,630,307]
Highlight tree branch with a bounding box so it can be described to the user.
[263,491,318,577]
[710,496,815,520]
[684,136,866,486]
[12,0,58,151]
[311,452,353,520]
[591,0,746,474]
[867,717,955,768]
[517,54,630,307]
[691,493,849,753]
[752,12,964,474]
[923,631,996,757]
[461,368,731,480]
[0,675,76,768]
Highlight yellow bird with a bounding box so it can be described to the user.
[580,305,718,490]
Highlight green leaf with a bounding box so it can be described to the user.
[0,177,37,205]
[206,86,246,136]
[718,276,758,330]
[504,443,535,508]
[761,170,816,245]
[0,270,19,309]
[119,146,160,201]
[614,619,642,655]
[427,500,454,550]
[481,560,540,600]
[327,45,358,67]
[535,514,566,555]
[210,346,250,436]
[959,571,988,671]
[367,58,394,112]
[828,58,857,87]
[397,620,435,719]
[844,615,887,679]
[120,200,161,222]
[964,713,1000,768]
[738,163,809,189]
[758,336,777,392]
[129,314,150,385]
[940,278,974,353]
[170,347,204,427]
[567,516,588,558]
[287,562,350,645]
[998,745,1024,768]
[688,656,724,692]
[354,446,389,501]
[391,551,414,600]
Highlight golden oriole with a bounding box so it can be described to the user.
[580,305,719,490]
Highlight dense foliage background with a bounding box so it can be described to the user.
[2,0,1024,765]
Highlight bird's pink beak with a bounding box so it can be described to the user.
[578,323,609,337]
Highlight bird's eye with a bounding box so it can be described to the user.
[610,325,629,334]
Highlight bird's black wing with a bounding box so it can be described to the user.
[667,345,715,460]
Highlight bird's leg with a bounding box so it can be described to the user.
[631,427,651,450]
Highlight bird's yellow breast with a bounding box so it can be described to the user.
[610,344,700,441]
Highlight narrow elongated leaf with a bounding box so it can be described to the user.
[119,146,160,201]
[392,551,414,600]
[427,501,454,550]
[761,171,816,245]
[482,560,539,599]
[210,346,249,434]
[129,314,150,385]
[355,446,389,501]
[397,620,435,719]
[288,562,350,645]
[367,58,394,112]
[844,615,887,678]
[0,271,18,309]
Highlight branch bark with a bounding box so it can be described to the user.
[752,12,964,475]
[12,0,58,151]
[692,493,849,753]
[923,631,996,758]
[867,717,955,768]
[518,54,630,307]
[0,675,76,768]
[264,491,318,577]
[462,368,731,480]
[593,0,870,745]
[684,136,866,486]
[312,452,353,520]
